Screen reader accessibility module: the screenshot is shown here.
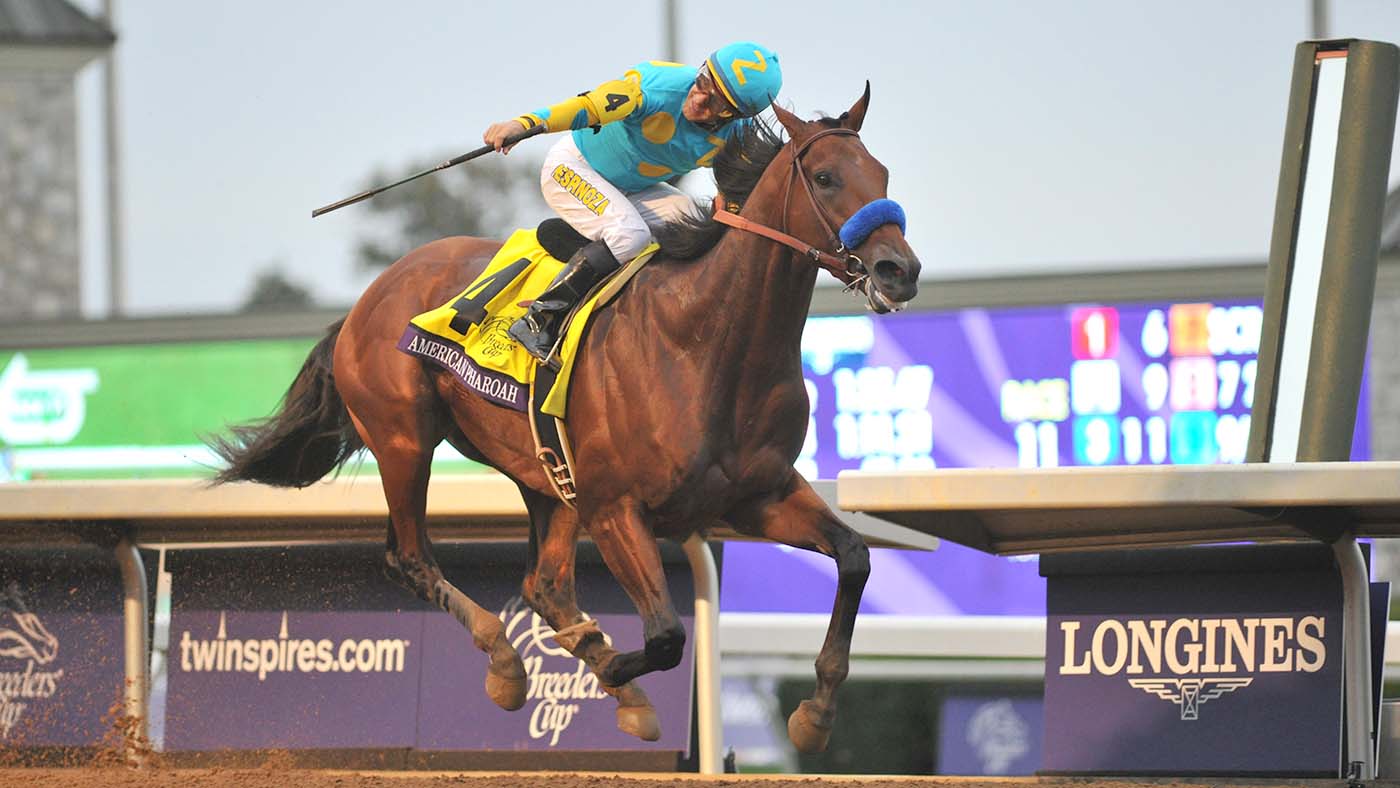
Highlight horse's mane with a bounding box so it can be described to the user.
[655,115,852,260]
[654,117,784,260]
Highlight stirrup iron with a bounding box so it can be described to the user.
[537,447,576,503]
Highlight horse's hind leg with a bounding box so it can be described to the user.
[518,489,660,741]
[724,473,869,754]
[344,406,526,711]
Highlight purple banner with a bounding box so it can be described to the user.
[937,694,1043,775]
[166,610,423,749]
[721,543,1044,616]
[164,544,693,753]
[417,598,691,751]
[1042,545,1344,775]
[0,549,125,747]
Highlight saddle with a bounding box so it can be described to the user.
[397,219,660,504]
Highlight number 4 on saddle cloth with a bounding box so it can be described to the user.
[396,221,660,504]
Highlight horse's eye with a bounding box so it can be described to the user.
[814,171,833,187]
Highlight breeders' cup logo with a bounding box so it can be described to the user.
[1058,615,1326,720]
[479,317,519,361]
[965,699,1030,774]
[0,584,65,739]
[500,597,611,746]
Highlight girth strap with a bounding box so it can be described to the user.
[529,356,578,507]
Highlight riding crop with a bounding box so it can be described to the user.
[311,124,546,218]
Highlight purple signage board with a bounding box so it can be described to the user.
[416,598,689,751]
[723,301,1373,617]
[166,608,423,749]
[1042,544,1345,776]
[164,543,694,753]
[937,694,1043,775]
[0,548,125,747]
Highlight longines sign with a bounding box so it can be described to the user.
[1042,544,1352,776]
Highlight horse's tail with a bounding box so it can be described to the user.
[206,318,364,488]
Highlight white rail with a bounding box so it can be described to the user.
[0,474,932,773]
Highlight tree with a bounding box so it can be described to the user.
[241,267,314,313]
[354,152,550,270]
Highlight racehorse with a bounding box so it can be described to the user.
[208,87,920,752]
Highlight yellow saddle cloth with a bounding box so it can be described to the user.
[397,229,658,418]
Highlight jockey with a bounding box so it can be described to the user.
[484,41,783,363]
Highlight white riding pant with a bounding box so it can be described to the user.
[539,134,703,262]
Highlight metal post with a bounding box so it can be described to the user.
[115,537,148,758]
[1334,535,1374,781]
[662,0,680,63]
[101,0,124,317]
[682,534,721,775]
[1310,0,1329,40]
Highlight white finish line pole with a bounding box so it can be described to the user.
[1335,536,1374,781]
[115,537,149,761]
[684,534,722,775]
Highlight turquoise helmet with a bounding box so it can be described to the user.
[705,41,782,117]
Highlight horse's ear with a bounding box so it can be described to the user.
[844,81,871,132]
[771,101,808,143]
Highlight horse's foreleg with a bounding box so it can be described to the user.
[519,490,660,741]
[725,473,870,754]
[352,412,526,711]
[585,499,686,688]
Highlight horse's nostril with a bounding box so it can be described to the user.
[874,259,905,282]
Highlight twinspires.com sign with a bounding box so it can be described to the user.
[163,543,695,753]
[1042,544,1350,776]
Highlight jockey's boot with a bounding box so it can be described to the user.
[508,239,621,365]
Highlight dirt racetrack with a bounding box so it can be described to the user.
[0,770,1368,788]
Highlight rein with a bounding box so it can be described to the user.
[711,203,857,275]
[712,128,865,279]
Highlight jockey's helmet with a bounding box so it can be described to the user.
[705,42,782,117]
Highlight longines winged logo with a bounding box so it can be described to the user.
[1128,677,1253,720]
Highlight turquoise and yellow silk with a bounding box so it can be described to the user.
[517,61,750,194]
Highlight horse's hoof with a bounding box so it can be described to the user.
[486,670,527,711]
[617,704,661,742]
[787,700,832,753]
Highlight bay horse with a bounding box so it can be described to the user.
[208,87,920,752]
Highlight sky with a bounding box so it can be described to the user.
[65,0,1400,317]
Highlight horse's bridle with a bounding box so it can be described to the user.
[712,127,901,312]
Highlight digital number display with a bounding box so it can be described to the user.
[796,300,1369,478]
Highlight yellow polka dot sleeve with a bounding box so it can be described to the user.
[520,71,643,133]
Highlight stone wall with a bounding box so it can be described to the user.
[0,70,81,321]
